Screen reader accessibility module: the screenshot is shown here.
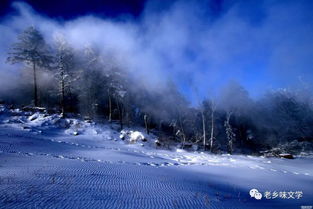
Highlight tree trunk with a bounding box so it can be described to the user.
[201,110,206,150]
[116,98,123,130]
[228,113,233,154]
[178,114,186,149]
[209,107,215,152]
[125,95,131,128]
[225,111,234,154]
[119,108,123,130]
[108,89,112,122]
[60,71,65,116]
[144,114,149,134]
[158,120,162,131]
[33,62,38,106]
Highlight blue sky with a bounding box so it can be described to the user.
[0,0,313,101]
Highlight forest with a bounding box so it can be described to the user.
[3,26,313,156]
[1,1,313,209]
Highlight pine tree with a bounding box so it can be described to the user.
[7,26,52,106]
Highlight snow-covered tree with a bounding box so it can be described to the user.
[257,89,313,145]
[208,101,216,152]
[224,111,235,154]
[104,66,128,129]
[75,46,105,119]
[219,81,254,151]
[7,26,52,106]
[54,35,76,115]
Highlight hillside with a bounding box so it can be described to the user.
[0,105,312,209]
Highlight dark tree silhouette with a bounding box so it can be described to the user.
[7,26,52,106]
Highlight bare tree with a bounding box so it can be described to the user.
[177,111,187,148]
[76,46,107,119]
[54,35,75,116]
[193,87,208,150]
[209,101,216,152]
[115,96,124,130]
[107,87,113,122]
[200,107,207,150]
[224,111,235,154]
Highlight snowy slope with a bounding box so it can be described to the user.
[0,106,312,209]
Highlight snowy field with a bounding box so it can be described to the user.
[0,106,312,209]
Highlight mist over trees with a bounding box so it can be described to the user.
[3,26,313,155]
[7,26,53,106]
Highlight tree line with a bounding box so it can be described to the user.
[5,26,313,154]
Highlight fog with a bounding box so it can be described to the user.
[0,0,313,101]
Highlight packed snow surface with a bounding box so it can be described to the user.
[0,106,312,209]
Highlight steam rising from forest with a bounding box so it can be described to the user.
[0,1,313,153]
[1,0,313,101]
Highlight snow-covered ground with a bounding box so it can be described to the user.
[0,106,312,209]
